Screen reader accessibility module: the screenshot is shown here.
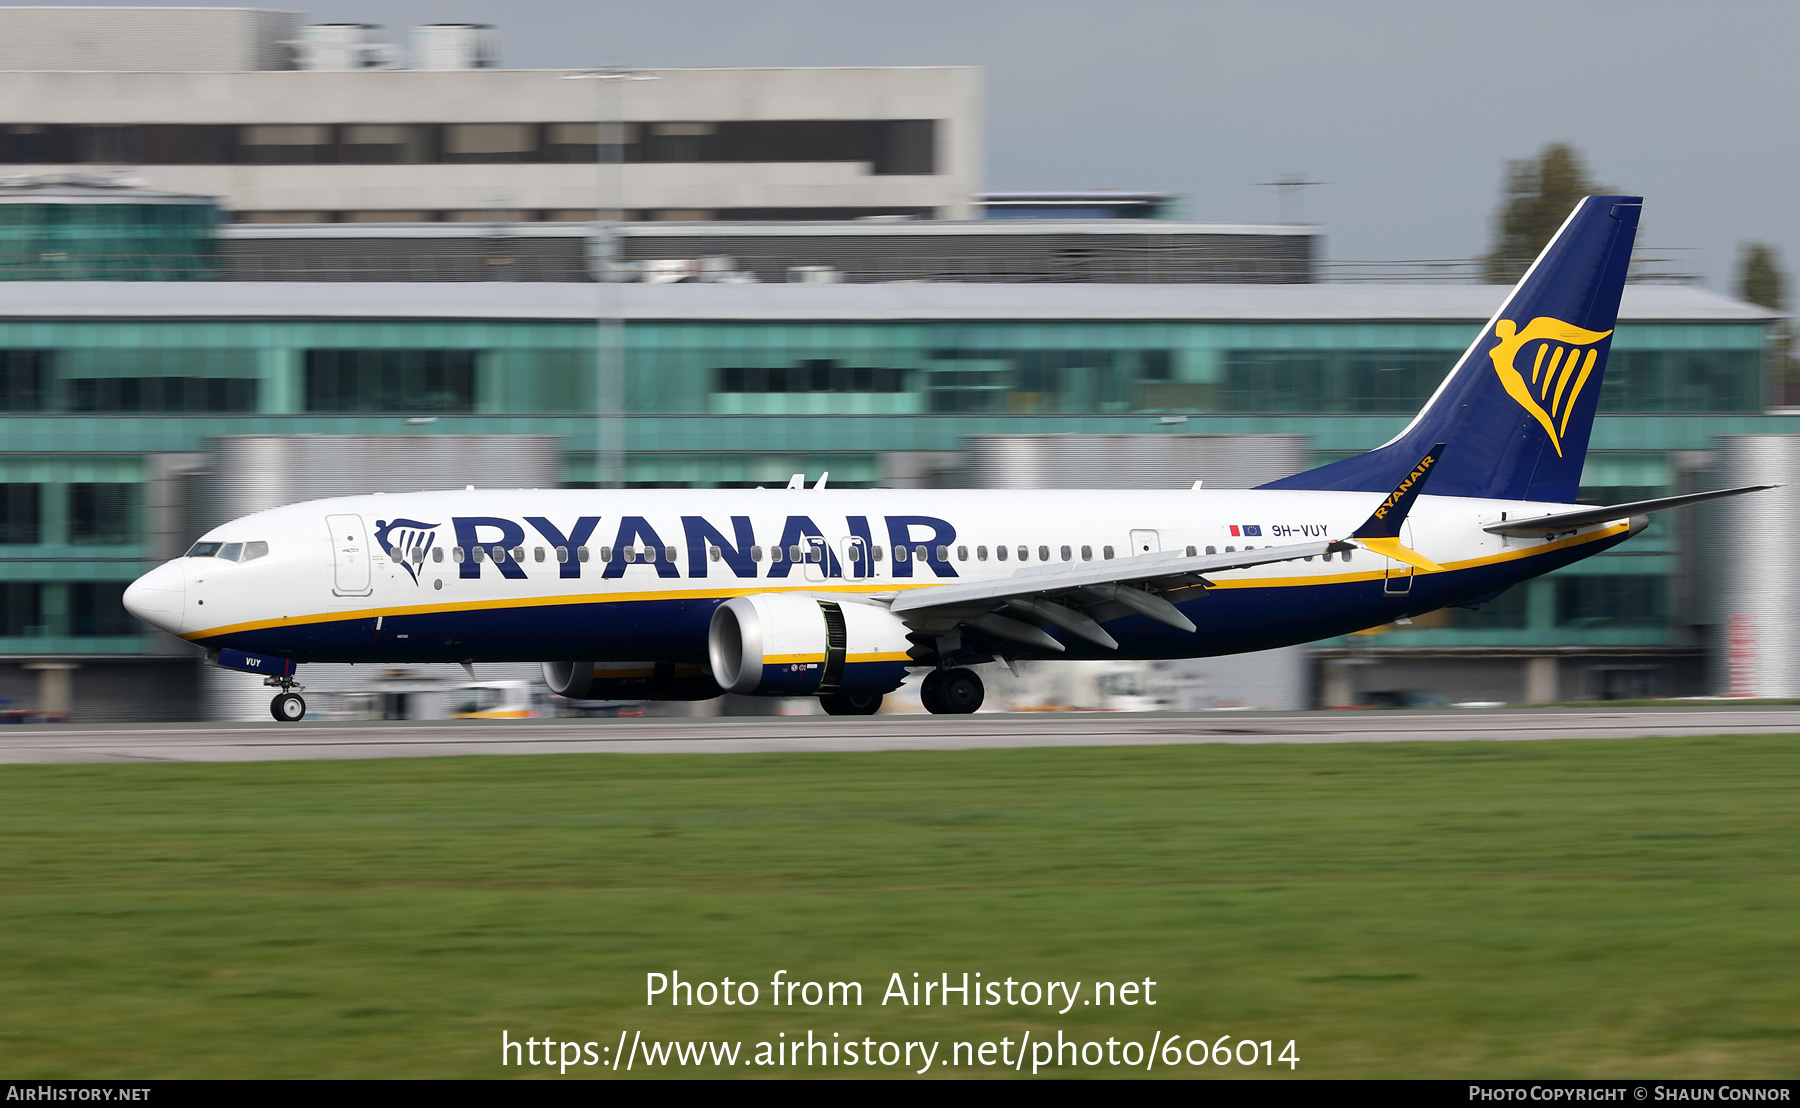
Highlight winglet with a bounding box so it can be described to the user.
[1352,443,1445,539]
[1347,443,1446,572]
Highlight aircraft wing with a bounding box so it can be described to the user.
[1481,484,1772,537]
[885,539,1345,652]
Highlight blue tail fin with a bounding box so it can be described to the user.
[1261,195,1642,501]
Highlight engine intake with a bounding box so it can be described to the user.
[707,593,911,697]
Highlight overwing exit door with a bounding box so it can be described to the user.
[327,513,372,596]
[1129,529,1160,554]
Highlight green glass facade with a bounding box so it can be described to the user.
[0,309,1781,673]
[0,202,219,281]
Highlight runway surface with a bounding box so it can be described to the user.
[2,706,1799,764]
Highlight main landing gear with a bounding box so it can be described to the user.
[921,668,984,715]
[266,675,306,723]
[820,691,884,716]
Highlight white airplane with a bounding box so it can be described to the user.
[123,196,1766,721]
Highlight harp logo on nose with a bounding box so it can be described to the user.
[1487,317,1614,456]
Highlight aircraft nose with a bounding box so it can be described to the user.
[123,560,185,634]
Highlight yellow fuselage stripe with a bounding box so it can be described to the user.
[184,524,1627,642]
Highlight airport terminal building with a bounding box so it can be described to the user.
[0,7,1793,720]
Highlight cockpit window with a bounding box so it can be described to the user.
[187,540,270,562]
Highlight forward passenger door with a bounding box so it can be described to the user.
[326,513,373,596]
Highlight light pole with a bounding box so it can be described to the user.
[563,67,657,489]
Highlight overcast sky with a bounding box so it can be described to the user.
[52,0,1800,291]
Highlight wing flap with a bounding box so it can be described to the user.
[889,539,1341,617]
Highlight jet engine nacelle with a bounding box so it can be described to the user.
[541,660,722,701]
[707,593,912,697]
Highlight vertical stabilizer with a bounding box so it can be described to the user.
[1261,195,1642,501]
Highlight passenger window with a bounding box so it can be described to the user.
[895,545,909,563]
[1060,545,1071,561]
[872,545,883,562]
[556,546,568,562]
[808,546,822,564]
[1225,546,1235,553]
[1103,545,1114,559]
[511,546,524,562]
[432,547,444,563]
[789,545,803,562]
[935,545,948,562]
[473,547,487,563]
[598,545,611,561]
[577,546,590,562]
[534,547,545,563]
[1205,545,1216,555]
[1017,546,1028,561]
[709,546,721,562]
[624,548,637,563]
[957,545,968,561]
[452,547,465,563]
[186,541,222,558]
[1185,545,1196,557]
[977,545,989,561]
[750,545,763,562]
[666,545,678,563]
[219,543,243,562]
[1081,545,1092,561]
[996,545,1008,562]
[244,541,269,562]
[1037,545,1049,562]
[1342,549,1353,562]
[1303,555,1313,562]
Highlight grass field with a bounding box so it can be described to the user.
[2,736,1798,1078]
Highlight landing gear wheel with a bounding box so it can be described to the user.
[939,668,984,714]
[270,692,305,722]
[920,670,948,714]
[821,691,883,716]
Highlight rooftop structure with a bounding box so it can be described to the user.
[0,7,981,224]
[981,191,1175,220]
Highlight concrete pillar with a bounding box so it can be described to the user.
[1321,659,1356,708]
[23,661,78,720]
[1524,655,1559,704]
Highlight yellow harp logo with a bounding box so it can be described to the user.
[1486,317,1613,456]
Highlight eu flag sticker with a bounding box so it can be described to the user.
[1242,524,1263,537]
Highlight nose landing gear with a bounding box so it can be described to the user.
[270,691,306,722]
[265,674,306,723]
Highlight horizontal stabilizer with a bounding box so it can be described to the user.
[1482,485,1774,536]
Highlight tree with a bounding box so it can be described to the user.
[1486,144,1606,283]
[1736,242,1785,311]
[1737,243,1794,396]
